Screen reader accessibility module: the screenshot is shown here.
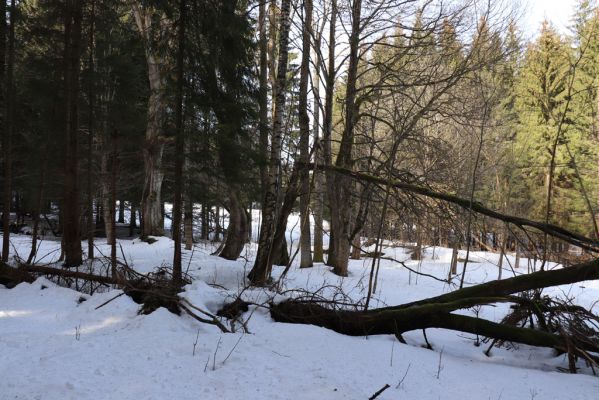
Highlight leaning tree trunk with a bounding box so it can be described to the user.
[132,3,169,238]
[248,0,292,285]
[269,166,302,267]
[62,0,84,267]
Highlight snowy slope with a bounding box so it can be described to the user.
[1,234,598,400]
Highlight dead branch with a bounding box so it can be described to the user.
[309,164,599,252]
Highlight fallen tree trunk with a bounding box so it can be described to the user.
[270,300,585,351]
[270,258,599,355]
[23,264,121,285]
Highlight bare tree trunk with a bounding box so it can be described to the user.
[129,202,137,237]
[249,0,292,285]
[459,99,487,289]
[62,0,83,267]
[0,0,5,260]
[118,200,125,223]
[1,0,15,262]
[110,131,117,278]
[312,39,324,263]
[213,206,221,242]
[323,0,337,266]
[95,201,103,235]
[450,240,459,275]
[171,0,186,287]
[101,150,113,244]
[201,204,209,240]
[86,0,96,259]
[257,0,269,198]
[327,0,361,277]
[497,235,505,280]
[247,204,252,242]
[298,0,313,269]
[27,144,48,265]
[131,3,168,238]
[184,200,193,250]
[219,187,249,260]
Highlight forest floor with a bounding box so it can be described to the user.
[1,229,599,400]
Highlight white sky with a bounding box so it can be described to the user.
[522,0,579,37]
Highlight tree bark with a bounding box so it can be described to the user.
[2,0,15,262]
[322,0,337,267]
[172,0,186,287]
[351,233,361,260]
[312,37,324,263]
[269,166,302,266]
[219,187,249,260]
[213,206,221,242]
[62,0,84,267]
[184,199,193,250]
[327,0,361,277]
[132,3,168,238]
[298,0,313,269]
[109,131,117,278]
[129,202,137,237]
[201,204,209,240]
[101,147,114,244]
[118,200,125,224]
[86,0,96,259]
[27,168,46,265]
[257,0,269,199]
[249,0,292,285]
[0,0,5,260]
[450,240,459,275]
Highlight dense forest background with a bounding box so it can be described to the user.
[1,0,598,286]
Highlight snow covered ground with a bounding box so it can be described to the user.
[1,232,599,400]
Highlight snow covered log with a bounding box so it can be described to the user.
[0,262,120,287]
